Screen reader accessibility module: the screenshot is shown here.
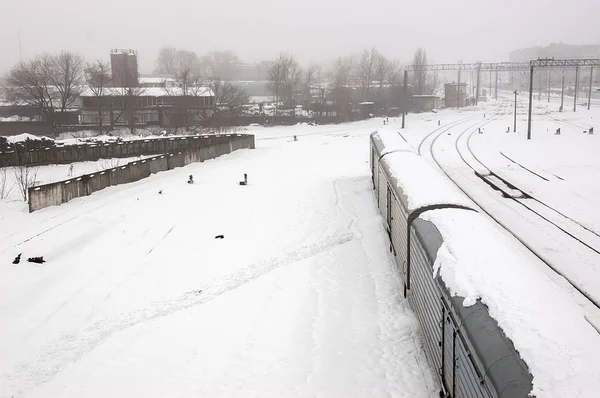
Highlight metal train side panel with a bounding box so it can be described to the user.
[455,335,488,398]
[390,192,408,282]
[407,228,443,386]
[412,215,533,398]
[443,313,455,396]
[377,163,389,229]
[370,146,378,190]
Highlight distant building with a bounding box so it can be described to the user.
[211,63,268,81]
[411,95,441,112]
[138,75,175,88]
[79,86,215,128]
[443,83,468,108]
[110,49,139,87]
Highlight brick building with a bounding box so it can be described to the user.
[443,83,468,108]
[79,86,215,127]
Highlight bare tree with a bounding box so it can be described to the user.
[387,60,403,85]
[427,70,441,95]
[267,53,290,116]
[161,51,204,133]
[358,47,379,100]
[330,56,355,118]
[84,60,111,126]
[412,48,428,95]
[171,50,201,95]
[205,78,249,126]
[5,52,84,130]
[155,45,178,75]
[205,50,241,79]
[12,164,39,201]
[332,56,354,88]
[47,51,85,114]
[301,64,321,105]
[373,53,391,99]
[0,167,12,199]
[385,60,406,109]
[283,59,302,107]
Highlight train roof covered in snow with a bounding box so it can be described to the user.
[381,151,475,215]
[370,129,415,158]
[419,208,600,397]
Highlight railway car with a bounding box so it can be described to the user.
[410,212,533,397]
[372,132,475,295]
[369,130,414,216]
[370,130,533,397]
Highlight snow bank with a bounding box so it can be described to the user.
[421,208,600,398]
[0,115,31,122]
[2,133,52,143]
[382,152,474,212]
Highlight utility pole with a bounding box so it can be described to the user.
[547,69,551,102]
[527,64,534,140]
[537,70,542,101]
[574,66,579,112]
[402,70,408,128]
[495,70,498,99]
[457,69,461,109]
[588,67,594,110]
[560,73,565,111]
[514,90,518,132]
[489,70,492,99]
[475,64,481,105]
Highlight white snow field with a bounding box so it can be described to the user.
[1,95,600,397]
[0,156,151,204]
[0,119,440,397]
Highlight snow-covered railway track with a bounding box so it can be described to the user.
[417,104,600,323]
[460,128,600,256]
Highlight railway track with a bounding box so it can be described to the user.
[462,129,600,254]
[411,102,600,328]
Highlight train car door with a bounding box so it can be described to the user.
[387,185,392,237]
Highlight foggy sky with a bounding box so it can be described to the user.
[2,0,599,74]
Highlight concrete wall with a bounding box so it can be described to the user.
[28,134,255,212]
[1,134,253,168]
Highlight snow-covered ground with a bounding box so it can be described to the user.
[0,156,151,204]
[0,118,441,397]
[1,97,600,397]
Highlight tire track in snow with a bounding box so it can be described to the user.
[1,232,354,394]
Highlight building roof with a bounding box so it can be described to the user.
[80,85,214,97]
[139,76,176,84]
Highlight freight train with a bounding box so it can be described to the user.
[370,129,533,397]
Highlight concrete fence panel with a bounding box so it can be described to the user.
[167,152,186,169]
[114,166,130,185]
[149,156,168,174]
[61,178,86,204]
[3,134,255,168]
[28,183,63,213]
[27,134,255,212]
[89,171,110,192]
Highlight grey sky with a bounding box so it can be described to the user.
[2,0,599,74]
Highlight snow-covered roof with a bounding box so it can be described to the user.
[139,76,175,84]
[140,87,213,97]
[420,208,600,397]
[1,133,52,143]
[370,128,414,158]
[79,86,214,97]
[382,151,474,213]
